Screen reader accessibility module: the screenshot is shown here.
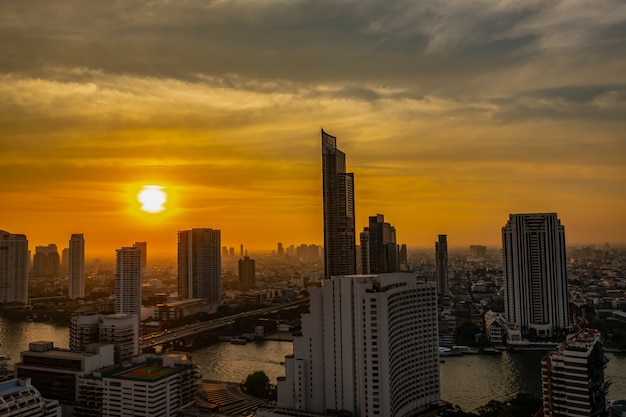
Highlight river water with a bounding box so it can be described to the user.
[1,317,624,412]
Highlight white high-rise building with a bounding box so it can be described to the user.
[267,273,440,417]
[100,313,139,363]
[68,234,85,300]
[542,329,608,417]
[178,228,221,304]
[502,213,571,339]
[115,246,142,317]
[0,231,29,304]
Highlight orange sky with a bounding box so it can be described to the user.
[1,1,625,259]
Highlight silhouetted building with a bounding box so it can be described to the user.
[542,329,608,417]
[178,228,222,304]
[469,245,487,258]
[32,244,59,277]
[0,231,29,304]
[273,273,440,417]
[436,235,448,301]
[115,246,142,318]
[361,214,399,274]
[399,244,408,271]
[238,256,256,291]
[277,242,284,256]
[503,213,571,339]
[321,129,356,278]
[68,234,85,300]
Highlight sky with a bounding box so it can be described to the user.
[1,0,625,259]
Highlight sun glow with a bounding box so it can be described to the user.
[137,185,167,213]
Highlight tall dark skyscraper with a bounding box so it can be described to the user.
[361,214,399,274]
[435,234,448,303]
[502,213,570,339]
[68,234,85,300]
[178,228,222,304]
[238,255,255,291]
[321,129,356,278]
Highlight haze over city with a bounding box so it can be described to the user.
[1,1,625,258]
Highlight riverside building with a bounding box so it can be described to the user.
[0,231,29,304]
[261,272,440,417]
[541,329,609,417]
[502,213,571,339]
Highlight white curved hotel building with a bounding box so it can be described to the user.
[269,273,440,417]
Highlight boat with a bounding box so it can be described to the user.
[230,338,248,345]
[480,348,502,355]
[439,347,462,357]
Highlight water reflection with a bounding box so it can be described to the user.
[1,317,624,412]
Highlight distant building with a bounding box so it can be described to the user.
[272,272,440,417]
[361,214,399,274]
[502,213,571,339]
[436,234,448,303]
[178,228,222,304]
[238,256,256,291]
[542,329,609,417]
[321,129,356,278]
[277,242,284,256]
[115,246,142,318]
[68,234,85,300]
[398,244,407,271]
[0,231,29,304]
[77,353,199,417]
[469,245,487,259]
[0,377,61,417]
[32,244,60,277]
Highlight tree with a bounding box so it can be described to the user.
[242,370,273,399]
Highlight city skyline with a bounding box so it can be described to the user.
[1,1,625,258]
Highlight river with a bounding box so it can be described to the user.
[1,317,624,412]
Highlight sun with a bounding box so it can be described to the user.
[137,185,167,213]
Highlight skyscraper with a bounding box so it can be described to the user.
[0,231,29,304]
[502,213,571,339]
[435,234,448,301]
[178,228,222,304]
[133,241,147,273]
[238,255,255,291]
[321,129,356,278]
[541,329,608,417]
[68,234,85,300]
[272,273,440,417]
[115,246,142,318]
[362,214,399,274]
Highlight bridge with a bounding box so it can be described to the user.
[139,298,308,350]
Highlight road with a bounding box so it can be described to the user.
[139,298,308,349]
